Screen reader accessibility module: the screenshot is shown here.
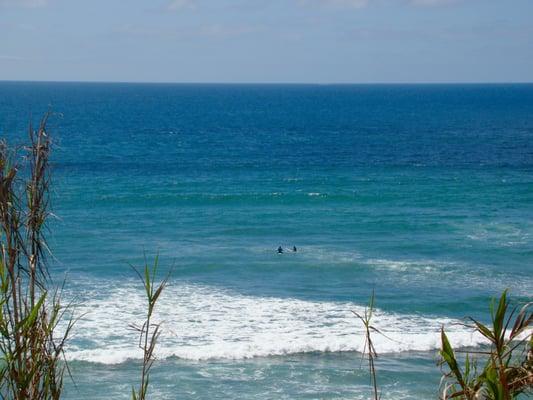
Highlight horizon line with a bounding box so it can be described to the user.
[1,79,533,86]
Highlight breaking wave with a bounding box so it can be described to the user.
[64,282,486,364]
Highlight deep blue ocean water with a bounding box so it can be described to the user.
[1,82,532,399]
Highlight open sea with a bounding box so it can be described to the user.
[1,82,532,399]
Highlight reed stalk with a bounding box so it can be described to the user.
[0,114,74,400]
[353,291,380,400]
[130,255,170,400]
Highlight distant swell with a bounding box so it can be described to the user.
[64,282,486,364]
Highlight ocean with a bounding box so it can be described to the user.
[1,82,532,399]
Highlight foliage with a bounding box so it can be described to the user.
[130,255,170,400]
[353,290,381,400]
[440,290,532,400]
[0,115,74,400]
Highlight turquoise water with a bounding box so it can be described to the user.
[1,82,532,398]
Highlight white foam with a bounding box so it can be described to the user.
[365,258,446,272]
[464,222,530,247]
[63,282,486,364]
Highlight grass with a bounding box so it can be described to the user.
[130,255,170,400]
[353,290,380,400]
[0,114,74,399]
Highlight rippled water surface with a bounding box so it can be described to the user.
[1,82,532,399]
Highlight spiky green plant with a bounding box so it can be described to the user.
[130,256,170,400]
[353,290,381,400]
[440,290,532,400]
[0,114,74,400]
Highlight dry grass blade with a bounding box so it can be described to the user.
[352,290,381,400]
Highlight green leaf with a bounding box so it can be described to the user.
[20,291,47,331]
[510,302,532,340]
[144,264,151,300]
[151,254,159,285]
[440,328,464,386]
[469,318,495,343]
[492,290,507,343]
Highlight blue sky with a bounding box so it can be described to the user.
[1,0,532,83]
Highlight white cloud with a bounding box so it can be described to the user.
[166,0,195,11]
[196,24,261,38]
[0,54,27,60]
[298,0,461,9]
[299,0,368,8]
[116,22,261,41]
[409,0,460,6]
[0,0,47,7]
[163,0,459,13]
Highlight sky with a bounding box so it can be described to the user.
[0,0,532,83]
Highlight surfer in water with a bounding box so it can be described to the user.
[277,246,283,254]
[292,246,297,252]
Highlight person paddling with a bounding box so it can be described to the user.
[277,246,283,254]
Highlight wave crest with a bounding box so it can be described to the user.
[64,283,485,364]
